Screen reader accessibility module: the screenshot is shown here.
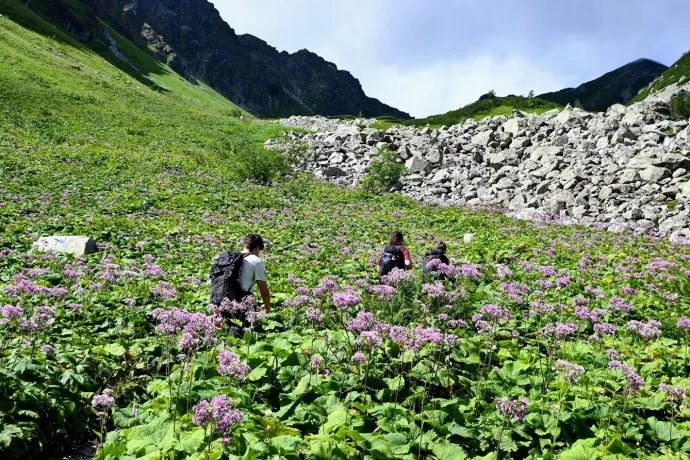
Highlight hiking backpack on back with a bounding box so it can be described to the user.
[421,249,444,275]
[209,251,246,305]
[379,245,405,277]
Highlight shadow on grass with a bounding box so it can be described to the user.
[0,0,172,93]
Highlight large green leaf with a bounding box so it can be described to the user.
[179,428,206,454]
[322,408,348,434]
[647,416,686,441]
[558,438,601,460]
[384,432,411,455]
[270,435,303,453]
[431,443,467,460]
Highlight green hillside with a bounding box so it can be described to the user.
[0,0,249,133]
[630,51,690,103]
[0,0,284,177]
[404,95,560,128]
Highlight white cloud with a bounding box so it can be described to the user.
[326,53,572,118]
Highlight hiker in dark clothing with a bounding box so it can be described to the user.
[377,231,412,278]
[210,234,271,333]
[421,238,450,278]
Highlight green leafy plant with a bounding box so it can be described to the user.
[359,146,407,193]
[670,94,690,119]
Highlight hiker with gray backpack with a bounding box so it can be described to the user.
[421,238,450,279]
[210,234,271,329]
[377,231,412,279]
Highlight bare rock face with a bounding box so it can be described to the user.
[277,98,690,239]
[32,236,98,257]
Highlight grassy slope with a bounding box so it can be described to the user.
[0,1,282,167]
[367,96,561,130]
[0,0,248,121]
[408,96,561,127]
[630,51,690,103]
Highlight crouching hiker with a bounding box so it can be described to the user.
[210,234,270,333]
[377,231,411,279]
[421,237,450,279]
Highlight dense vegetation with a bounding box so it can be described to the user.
[4,6,690,460]
[359,147,407,194]
[330,96,561,130]
[670,94,690,120]
[630,52,690,104]
[401,95,561,128]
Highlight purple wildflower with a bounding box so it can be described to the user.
[218,350,251,380]
[92,389,115,409]
[40,344,56,356]
[496,397,529,423]
[660,383,688,403]
[608,361,646,395]
[627,320,662,339]
[347,311,376,334]
[380,268,416,286]
[350,352,366,366]
[310,354,324,370]
[677,317,690,331]
[372,284,396,301]
[333,293,360,310]
[556,360,585,384]
[305,307,323,324]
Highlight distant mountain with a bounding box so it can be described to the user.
[20,0,409,119]
[70,0,409,119]
[538,59,667,112]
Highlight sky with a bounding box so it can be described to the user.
[210,1,690,118]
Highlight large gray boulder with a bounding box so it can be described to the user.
[471,130,495,146]
[555,106,592,125]
[487,150,519,169]
[32,236,98,257]
[502,113,528,136]
[426,147,443,164]
[405,156,430,174]
[639,166,671,183]
[545,191,575,214]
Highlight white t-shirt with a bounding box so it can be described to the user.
[239,254,266,293]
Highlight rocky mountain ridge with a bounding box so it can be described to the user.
[23,0,409,119]
[273,102,690,242]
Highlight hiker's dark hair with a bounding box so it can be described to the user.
[389,231,404,246]
[242,234,265,251]
[434,237,446,254]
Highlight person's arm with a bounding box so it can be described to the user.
[254,261,270,312]
[256,280,271,312]
[402,247,412,269]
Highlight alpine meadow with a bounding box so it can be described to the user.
[4,1,690,460]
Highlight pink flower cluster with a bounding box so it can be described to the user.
[380,268,416,286]
[218,349,251,380]
[609,360,646,395]
[627,320,662,339]
[496,397,529,423]
[556,359,585,384]
[192,395,244,445]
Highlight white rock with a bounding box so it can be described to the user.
[32,236,98,257]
